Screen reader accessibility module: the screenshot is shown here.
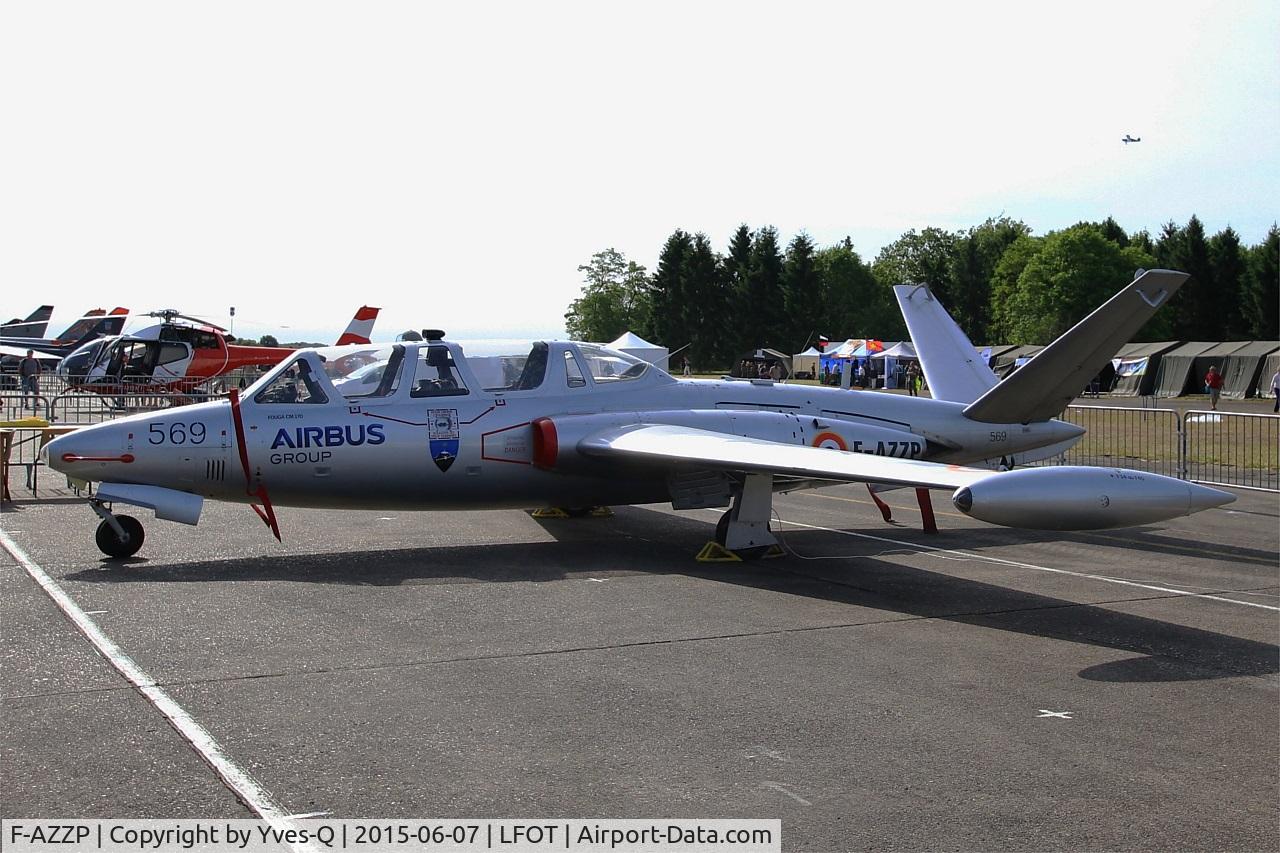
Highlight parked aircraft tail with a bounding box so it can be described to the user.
[1,305,55,338]
[894,286,999,404]
[896,269,1188,424]
[334,306,380,345]
[961,270,1187,423]
[51,307,129,345]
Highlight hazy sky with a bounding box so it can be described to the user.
[3,1,1276,343]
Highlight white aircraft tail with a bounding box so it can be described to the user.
[894,285,998,404]
[334,306,380,345]
[895,269,1188,423]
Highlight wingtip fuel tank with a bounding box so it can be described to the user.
[952,466,1236,530]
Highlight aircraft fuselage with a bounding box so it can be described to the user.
[50,342,1082,512]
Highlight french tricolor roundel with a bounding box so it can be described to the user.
[812,431,847,451]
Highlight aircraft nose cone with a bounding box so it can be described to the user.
[1187,482,1236,513]
[44,431,80,473]
[45,424,129,476]
[1053,419,1087,442]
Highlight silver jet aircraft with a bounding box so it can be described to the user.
[46,269,1233,559]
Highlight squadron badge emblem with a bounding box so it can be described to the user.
[428,409,460,472]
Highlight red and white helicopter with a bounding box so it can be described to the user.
[57,306,380,396]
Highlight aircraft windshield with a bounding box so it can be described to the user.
[411,345,468,397]
[576,343,649,383]
[325,346,403,399]
[470,341,549,392]
[254,356,329,404]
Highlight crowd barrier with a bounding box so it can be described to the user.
[1036,406,1278,492]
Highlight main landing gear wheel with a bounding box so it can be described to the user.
[714,510,771,561]
[95,515,144,559]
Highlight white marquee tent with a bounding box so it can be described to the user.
[607,331,669,370]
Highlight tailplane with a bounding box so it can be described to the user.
[962,269,1187,423]
[894,285,998,403]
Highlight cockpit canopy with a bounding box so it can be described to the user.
[247,339,673,404]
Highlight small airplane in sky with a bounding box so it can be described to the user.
[56,306,380,396]
[47,270,1233,559]
[1122,134,1141,144]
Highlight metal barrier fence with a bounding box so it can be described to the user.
[1044,405,1279,492]
[1054,405,1183,479]
[1181,410,1280,492]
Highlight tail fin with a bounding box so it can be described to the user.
[894,285,998,403]
[962,269,1188,424]
[1,305,55,338]
[51,308,107,344]
[61,308,130,347]
[334,306,380,345]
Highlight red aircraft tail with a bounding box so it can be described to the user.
[334,306,380,345]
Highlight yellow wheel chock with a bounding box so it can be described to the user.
[696,542,743,562]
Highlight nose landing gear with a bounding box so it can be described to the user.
[89,499,145,558]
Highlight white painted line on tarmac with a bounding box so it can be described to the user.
[771,518,1280,612]
[0,530,320,852]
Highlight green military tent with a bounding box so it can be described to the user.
[1219,341,1280,399]
[1151,342,1216,397]
[1109,341,1181,396]
[1190,342,1250,398]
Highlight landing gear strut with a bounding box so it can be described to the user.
[89,499,145,558]
[701,473,782,561]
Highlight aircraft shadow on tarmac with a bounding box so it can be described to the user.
[65,506,1277,684]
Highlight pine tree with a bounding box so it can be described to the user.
[722,225,755,363]
[1243,225,1279,339]
[1154,219,1212,339]
[781,232,822,350]
[684,233,726,370]
[1208,227,1247,339]
[650,230,694,349]
[745,226,785,348]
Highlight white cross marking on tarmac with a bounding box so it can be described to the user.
[761,781,811,805]
[746,746,790,762]
[1037,710,1074,719]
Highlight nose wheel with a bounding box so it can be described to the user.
[89,500,145,558]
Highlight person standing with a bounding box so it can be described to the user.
[906,362,920,396]
[1270,367,1279,413]
[1204,365,1224,411]
[682,357,691,377]
[18,349,41,412]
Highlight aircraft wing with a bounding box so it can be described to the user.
[579,423,988,490]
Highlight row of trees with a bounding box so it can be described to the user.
[564,217,1278,371]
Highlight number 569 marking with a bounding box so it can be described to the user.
[148,422,207,445]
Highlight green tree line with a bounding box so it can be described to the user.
[564,216,1279,371]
